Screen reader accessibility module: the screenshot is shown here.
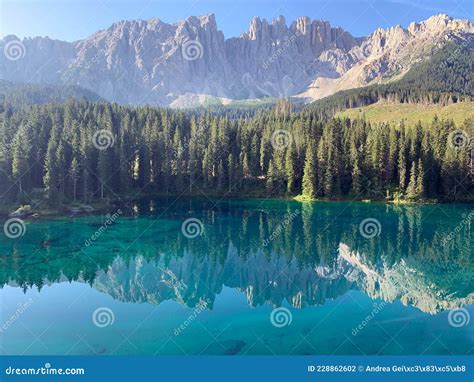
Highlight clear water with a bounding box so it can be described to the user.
[0,198,472,355]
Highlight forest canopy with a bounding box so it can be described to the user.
[1,98,472,207]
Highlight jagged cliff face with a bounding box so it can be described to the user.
[0,14,472,106]
[303,14,474,99]
[92,243,357,309]
[338,244,474,314]
[88,242,473,314]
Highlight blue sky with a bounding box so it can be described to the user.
[1,0,472,41]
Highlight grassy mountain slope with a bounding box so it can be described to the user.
[336,100,474,125]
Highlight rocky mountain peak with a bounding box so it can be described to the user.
[1,13,471,106]
[180,13,218,30]
[272,15,286,26]
[408,13,473,34]
[291,16,311,35]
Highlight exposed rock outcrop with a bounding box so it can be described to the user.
[1,14,472,106]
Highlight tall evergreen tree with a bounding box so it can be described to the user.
[302,142,317,198]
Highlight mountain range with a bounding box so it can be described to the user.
[89,242,474,314]
[0,13,473,107]
[7,242,471,314]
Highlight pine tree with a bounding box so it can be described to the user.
[387,126,398,184]
[285,141,297,194]
[406,162,418,200]
[227,153,234,193]
[398,146,407,191]
[69,157,79,202]
[11,127,31,195]
[351,159,362,195]
[266,159,276,193]
[416,160,425,199]
[242,152,250,179]
[43,131,58,199]
[302,142,316,198]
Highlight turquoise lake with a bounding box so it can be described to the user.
[0,198,473,355]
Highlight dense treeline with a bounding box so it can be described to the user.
[0,98,472,205]
[0,80,103,109]
[0,80,278,120]
[307,43,474,117]
[186,99,291,120]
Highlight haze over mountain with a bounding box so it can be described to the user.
[0,13,472,107]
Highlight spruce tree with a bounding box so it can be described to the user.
[416,160,425,199]
[285,141,297,194]
[302,143,316,198]
[69,157,79,202]
[11,126,31,195]
[406,162,418,200]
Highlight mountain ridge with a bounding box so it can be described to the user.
[1,13,472,107]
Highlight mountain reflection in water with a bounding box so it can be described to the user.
[1,199,472,315]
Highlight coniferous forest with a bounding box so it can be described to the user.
[0,97,472,207]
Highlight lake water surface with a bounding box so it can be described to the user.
[0,198,472,355]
